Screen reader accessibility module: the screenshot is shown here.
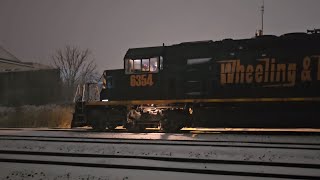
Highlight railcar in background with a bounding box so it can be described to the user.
[72,30,320,132]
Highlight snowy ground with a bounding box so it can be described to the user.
[0,128,320,179]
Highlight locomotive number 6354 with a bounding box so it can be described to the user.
[130,74,154,87]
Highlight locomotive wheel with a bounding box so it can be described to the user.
[126,109,145,132]
[160,111,186,133]
[90,110,107,131]
[106,124,117,130]
[105,113,117,130]
[160,118,181,133]
[126,122,145,132]
[92,119,106,131]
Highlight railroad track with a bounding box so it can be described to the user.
[0,135,320,150]
[0,130,320,179]
[0,150,320,179]
[0,149,320,169]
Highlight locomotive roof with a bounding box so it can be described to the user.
[124,32,320,60]
[124,46,164,60]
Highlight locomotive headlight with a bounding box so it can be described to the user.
[102,99,109,102]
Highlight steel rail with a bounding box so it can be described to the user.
[1,136,320,150]
[0,150,319,169]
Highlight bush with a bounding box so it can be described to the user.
[0,104,73,128]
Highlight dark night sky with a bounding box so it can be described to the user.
[1,0,320,72]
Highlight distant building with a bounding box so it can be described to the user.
[0,45,53,72]
[0,46,61,106]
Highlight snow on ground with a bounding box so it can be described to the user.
[1,153,320,177]
[1,162,267,180]
[0,129,320,179]
[0,138,319,164]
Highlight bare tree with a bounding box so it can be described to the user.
[52,45,98,89]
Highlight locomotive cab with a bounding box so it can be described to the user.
[124,46,164,74]
[101,46,165,102]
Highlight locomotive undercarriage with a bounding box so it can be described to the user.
[72,102,191,132]
[72,100,320,131]
[124,104,190,132]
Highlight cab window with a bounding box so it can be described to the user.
[133,60,141,72]
[142,59,150,72]
[125,56,163,74]
[150,57,159,72]
[125,59,134,73]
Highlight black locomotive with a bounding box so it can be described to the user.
[72,31,320,132]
